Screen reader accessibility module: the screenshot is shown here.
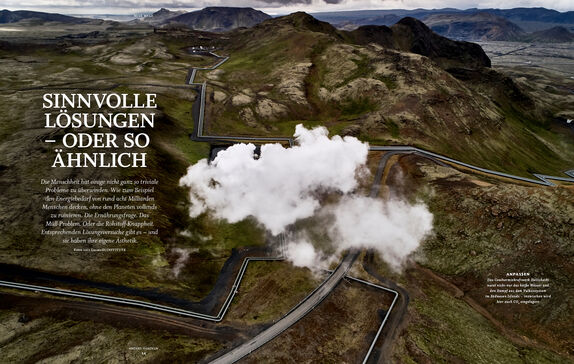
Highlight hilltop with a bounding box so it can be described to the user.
[522,26,574,42]
[349,17,491,69]
[164,7,271,32]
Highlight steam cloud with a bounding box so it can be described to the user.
[326,196,433,270]
[180,125,433,270]
[285,240,325,270]
[171,247,196,277]
[180,124,368,235]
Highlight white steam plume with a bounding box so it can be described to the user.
[171,247,196,278]
[180,125,368,235]
[327,196,433,270]
[285,240,325,271]
[180,125,433,271]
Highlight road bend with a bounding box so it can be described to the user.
[208,252,358,364]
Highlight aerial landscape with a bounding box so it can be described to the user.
[0,0,573,363]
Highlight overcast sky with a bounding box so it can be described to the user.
[3,0,573,15]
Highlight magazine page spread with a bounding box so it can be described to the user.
[1,1,573,362]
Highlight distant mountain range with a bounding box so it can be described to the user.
[312,7,574,28]
[0,9,90,24]
[312,7,574,42]
[0,7,270,33]
[1,7,573,42]
[424,12,574,42]
[167,7,270,32]
[131,7,270,32]
[422,12,525,41]
[523,26,574,42]
[135,8,186,26]
[419,12,574,42]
